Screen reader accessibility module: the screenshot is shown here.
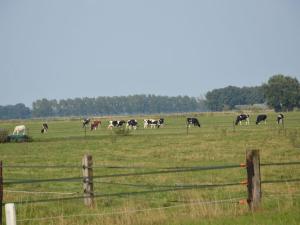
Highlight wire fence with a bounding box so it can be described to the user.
[2,164,244,185]
[2,160,300,170]
[15,196,245,223]
[2,161,300,206]
[12,192,300,223]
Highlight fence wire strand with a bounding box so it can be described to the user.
[4,189,79,195]
[16,197,244,222]
[3,181,242,206]
[3,164,242,185]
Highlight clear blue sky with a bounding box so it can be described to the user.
[1,0,300,107]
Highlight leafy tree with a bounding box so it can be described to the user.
[263,75,300,112]
[205,86,265,111]
[32,99,57,117]
[0,103,31,119]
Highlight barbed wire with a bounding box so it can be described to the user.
[2,161,300,170]
[261,162,300,167]
[2,181,242,206]
[4,189,79,195]
[3,164,242,185]
[262,178,300,184]
[4,178,300,206]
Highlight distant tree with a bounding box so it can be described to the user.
[205,86,265,111]
[32,99,57,117]
[0,103,31,119]
[30,95,203,117]
[263,74,300,112]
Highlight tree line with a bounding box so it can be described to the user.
[31,95,206,118]
[0,75,299,119]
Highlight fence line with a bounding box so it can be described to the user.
[6,178,300,206]
[3,161,300,186]
[4,190,79,195]
[15,196,244,222]
[3,181,243,206]
[260,162,300,167]
[261,178,300,184]
[3,161,300,170]
[3,164,243,185]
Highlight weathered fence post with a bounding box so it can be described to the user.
[82,154,94,207]
[0,161,3,225]
[5,203,16,225]
[246,149,261,211]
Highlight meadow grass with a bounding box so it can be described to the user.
[0,111,300,224]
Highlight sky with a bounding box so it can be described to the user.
[1,0,300,107]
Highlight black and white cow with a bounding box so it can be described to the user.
[108,120,126,129]
[235,114,250,125]
[82,118,91,128]
[157,118,164,127]
[41,123,48,133]
[277,114,284,124]
[143,118,164,128]
[126,119,138,129]
[256,114,267,125]
[186,118,201,127]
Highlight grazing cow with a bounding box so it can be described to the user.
[256,114,267,125]
[13,125,26,135]
[82,118,90,128]
[186,118,201,127]
[41,123,48,133]
[108,120,126,129]
[143,118,164,128]
[126,119,138,129]
[90,120,101,131]
[235,114,250,125]
[277,114,284,124]
[158,118,164,127]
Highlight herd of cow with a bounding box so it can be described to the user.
[82,118,166,130]
[10,113,284,136]
[235,113,284,125]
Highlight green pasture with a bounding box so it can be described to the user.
[0,111,300,225]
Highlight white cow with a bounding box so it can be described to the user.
[13,125,26,135]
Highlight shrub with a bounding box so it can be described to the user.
[0,128,9,143]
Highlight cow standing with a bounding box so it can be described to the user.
[13,125,26,135]
[82,118,91,128]
[91,120,101,131]
[108,120,126,129]
[186,118,201,127]
[235,114,250,125]
[256,114,267,125]
[41,123,48,133]
[143,118,164,128]
[126,119,138,129]
[277,114,284,124]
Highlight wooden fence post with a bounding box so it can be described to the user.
[246,149,261,211]
[5,203,16,225]
[82,154,94,207]
[0,161,3,225]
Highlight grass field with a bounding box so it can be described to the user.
[0,111,300,225]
